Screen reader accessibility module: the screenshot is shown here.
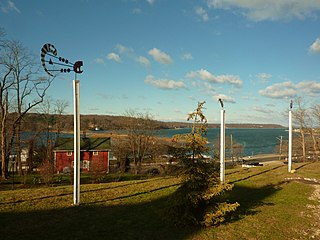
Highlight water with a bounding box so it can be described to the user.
[156,128,288,157]
[22,128,288,157]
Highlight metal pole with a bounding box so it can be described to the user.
[12,160,15,190]
[73,80,80,204]
[220,109,225,183]
[288,110,292,173]
[276,136,283,160]
[230,134,233,164]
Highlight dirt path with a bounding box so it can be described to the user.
[305,184,320,239]
[287,177,320,239]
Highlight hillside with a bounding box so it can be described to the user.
[20,113,284,132]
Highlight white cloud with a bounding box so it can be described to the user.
[196,7,209,22]
[309,38,320,53]
[203,82,215,92]
[259,81,297,99]
[1,0,21,13]
[107,44,152,67]
[136,56,150,67]
[259,80,320,99]
[8,0,19,13]
[94,58,105,64]
[186,69,242,87]
[116,44,133,54]
[132,8,142,14]
[207,0,320,21]
[256,73,272,83]
[192,81,216,96]
[144,75,186,90]
[182,53,193,60]
[148,48,173,65]
[253,106,272,114]
[147,0,155,5]
[213,94,236,103]
[296,81,320,95]
[107,53,121,63]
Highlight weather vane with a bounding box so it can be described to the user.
[40,43,83,205]
[218,98,224,109]
[40,43,83,77]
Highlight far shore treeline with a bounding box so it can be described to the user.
[21,113,284,132]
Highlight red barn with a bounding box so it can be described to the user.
[53,137,111,173]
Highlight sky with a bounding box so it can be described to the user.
[1,0,320,126]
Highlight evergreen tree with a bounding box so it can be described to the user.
[166,101,239,226]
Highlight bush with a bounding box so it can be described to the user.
[38,159,54,185]
[165,102,239,227]
[166,161,239,226]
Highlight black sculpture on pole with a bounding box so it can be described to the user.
[41,43,83,76]
[40,43,83,205]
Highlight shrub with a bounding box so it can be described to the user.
[165,101,239,226]
[38,159,54,185]
[166,160,239,226]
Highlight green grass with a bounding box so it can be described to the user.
[1,162,319,240]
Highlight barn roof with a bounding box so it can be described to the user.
[54,137,111,151]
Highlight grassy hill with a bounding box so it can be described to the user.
[1,161,319,239]
[20,112,284,132]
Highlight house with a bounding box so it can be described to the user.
[8,148,30,172]
[53,137,111,173]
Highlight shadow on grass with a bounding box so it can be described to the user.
[294,162,313,171]
[0,194,198,240]
[0,179,284,240]
[229,165,284,184]
[84,183,181,205]
[223,183,283,224]
[0,178,173,206]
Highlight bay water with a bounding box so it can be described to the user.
[156,128,288,157]
[22,128,289,157]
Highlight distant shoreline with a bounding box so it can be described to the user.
[21,113,285,132]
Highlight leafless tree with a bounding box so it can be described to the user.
[232,142,244,162]
[213,135,244,165]
[54,99,69,136]
[0,60,13,179]
[292,97,308,161]
[291,97,320,161]
[111,136,131,173]
[125,110,158,174]
[312,104,320,126]
[310,104,320,160]
[0,38,53,179]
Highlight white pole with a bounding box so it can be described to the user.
[288,109,292,173]
[220,109,225,183]
[73,80,80,204]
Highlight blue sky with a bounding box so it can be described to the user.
[1,0,320,126]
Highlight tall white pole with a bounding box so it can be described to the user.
[288,109,292,173]
[73,80,80,204]
[220,109,225,183]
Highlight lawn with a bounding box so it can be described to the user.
[0,162,319,240]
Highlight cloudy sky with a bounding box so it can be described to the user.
[1,0,320,125]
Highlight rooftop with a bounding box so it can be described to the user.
[54,137,111,151]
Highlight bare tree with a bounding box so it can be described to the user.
[312,104,320,125]
[0,38,15,178]
[38,98,56,163]
[0,64,13,179]
[292,97,308,161]
[125,110,158,174]
[232,142,244,162]
[309,104,320,160]
[0,38,53,179]
[54,99,69,136]
[111,136,131,173]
